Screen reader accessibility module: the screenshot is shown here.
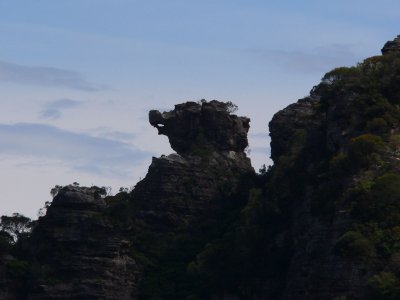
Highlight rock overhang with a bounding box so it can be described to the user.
[148,100,250,156]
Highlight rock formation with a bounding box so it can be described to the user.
[3,37,400,300]
[0,100,254,300]
[149,100,250,155]
[27,186,138,300]
[133,100,253,230]
[382,35,400,54]
[269,94,365,299]
[265,40,400,299]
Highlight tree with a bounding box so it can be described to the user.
[0,230,13,253]
[0,213,32,243]
[224,101,238,113]
[50,185,63,198]
[37,201,51,218]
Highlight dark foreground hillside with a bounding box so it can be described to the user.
[2,36,400,299]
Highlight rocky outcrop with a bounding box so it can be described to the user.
[269,95,363,299]
[134,101,253,231]
[265,38,400,299]
[5,36,400,299]
[269,96,323,162]
[132,151,249,231]
[149,100,250,155]
[1,100,254,300]
[28,186,138,300]
[382,35,400,54]
[268,90,367,299]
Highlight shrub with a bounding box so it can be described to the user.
[5,259,30,278]
[334,231,374,258]
[329,153,350,175]
[0,231,12,253]
[352,173,400,226]
[367,118,390,135]
[348,134,384,168]
[321,67,360,85]
[368,272,400,300]
[223,101,238,114]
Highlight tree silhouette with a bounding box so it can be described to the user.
[0,213,32,243]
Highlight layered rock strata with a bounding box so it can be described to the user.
[267,44,400,299]
[28,186,137,300]
[269,96,365,299]
[134,100,254,231]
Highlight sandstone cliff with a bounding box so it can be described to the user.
[27,186,138,299]
[0,100,254,300]
[134,100,253,230]
[2,37,400,300]
[263,36,400,299]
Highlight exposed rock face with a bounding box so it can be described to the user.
[5,36,400,299]
[269,96,359,299]
[132,152,249,231]
[149,100,250,155]
[133,100,254,230]
[0,100,253,300]
[266,39,400,298]
[268,97,361,299]
[269,96,323,162]
[135,101,253,230]
[382,35,400,54]
[28,186,137,300]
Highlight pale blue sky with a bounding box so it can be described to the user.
[0,0,399,217]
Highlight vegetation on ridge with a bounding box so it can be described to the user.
[3,52,400,299]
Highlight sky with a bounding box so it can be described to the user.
[0,0,399,218]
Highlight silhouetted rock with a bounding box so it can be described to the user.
[5,100,254,300]
[269,96,323,162]
[149,100,250,155]
[382,35,400,54]
[137,100,254,230]
[4,36,400,299]
[266,40,400,299]
[269,94,368,299]
[28,186,138,300]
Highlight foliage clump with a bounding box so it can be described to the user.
[352,173,400,225]
[4,51,400,299]
[348,134,385,168]
[368,272,400,300]
[0,213,33,243]
[334,230,374,258]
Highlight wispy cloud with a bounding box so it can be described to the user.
[40,98,82,119]
[0,60,105,91]
[247,44,359,73]
[90,126,136,142]
[0,123,152,177]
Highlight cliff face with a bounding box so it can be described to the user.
[268,94,366,299]
[134,100,253,231]
[149,101,250,156]
[264,39,400,299]
[128,101,255,299]
[0,100,254,300]
[27,186,138,300]
[2,38,400,300]
[382,35,400,54]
